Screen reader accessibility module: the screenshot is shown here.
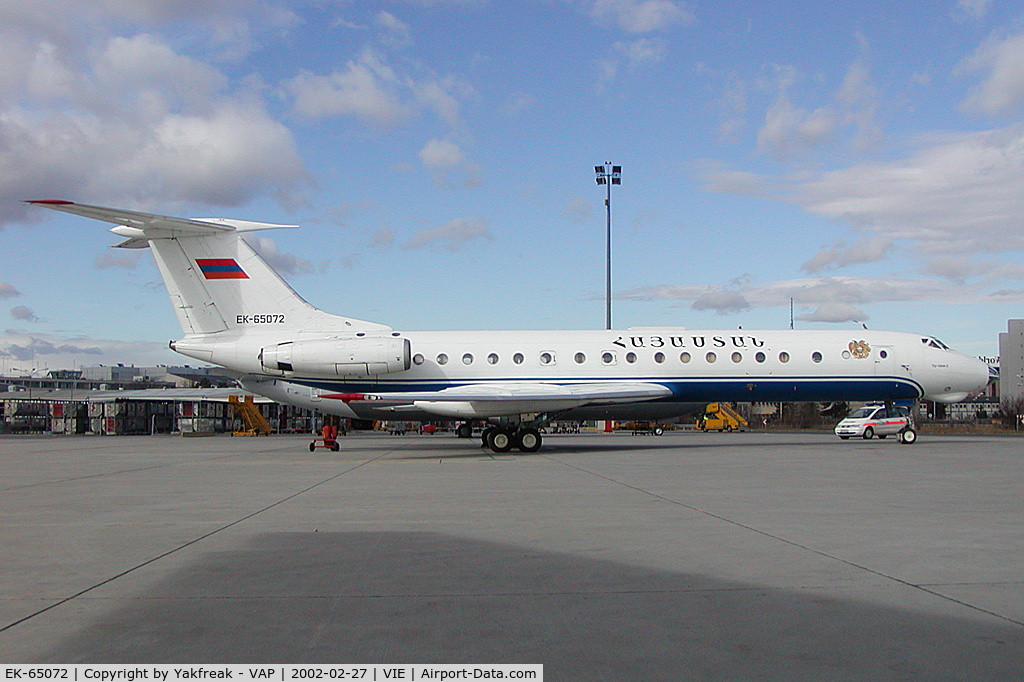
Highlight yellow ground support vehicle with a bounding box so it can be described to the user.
[696,403,748,432]
[229,395,273,436]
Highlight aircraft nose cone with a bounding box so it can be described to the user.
[929,353,991,404]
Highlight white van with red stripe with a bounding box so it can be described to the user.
[835,404,912,441]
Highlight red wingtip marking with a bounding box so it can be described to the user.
[27,199,75,205]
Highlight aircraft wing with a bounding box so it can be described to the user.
[324,382,673,419]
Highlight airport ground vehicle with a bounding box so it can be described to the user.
[697,403,748,432]
[834,404,916,443]
[310,424,341,451]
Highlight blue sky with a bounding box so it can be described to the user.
[2,0,1023,373]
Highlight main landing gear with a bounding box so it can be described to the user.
[457,413,569,453]
[480,425,543,453]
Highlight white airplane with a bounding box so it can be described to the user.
[31,200,989,451]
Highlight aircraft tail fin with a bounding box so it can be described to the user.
[29,201,390,336]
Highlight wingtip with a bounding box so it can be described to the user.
[26,199,75,205]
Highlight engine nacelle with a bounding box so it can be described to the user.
[260,336,411,377]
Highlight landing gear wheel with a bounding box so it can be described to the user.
[456,423,473,439]
[487,428,514,453]
[862,426,874,440]
[309,442,316,452]
[331,442,340,452]
[898,427,917,444]
[481,427,495,449]
[516,427,542,452]
[653,426,664,436]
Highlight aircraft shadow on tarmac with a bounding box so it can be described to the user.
[375,433,855,461]
[37,531,1024,680]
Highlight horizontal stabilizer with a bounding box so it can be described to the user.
[27,200,297,239]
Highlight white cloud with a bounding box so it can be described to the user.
[0,32,308,225]
[0,329,172,367]
[757,94,837,159]
[286,51,410,126]
[801,237,893,273]
[285,50,472,131]
[589,0,694,33]
[619,275,1024,320]
[93,34,229,109]
[406,218,493,251]
[756,58,879,159]
[94,250,142,270]
[418,138,464,169]
[953,0,992,22]
[417,138,481,187]
[597,37,670,89]
[796,303,868,323]
[376,11,412,47]
[413,76,470,128]
[691,289,750,314]
[792,127,1024,253]
[715,76,747,143]
[244,235,318,276]
[562,197,593,223]
[10,305,37,322]
[371,227,396,249]
[704,125,1024,257]
[958,32,1024,116]
[921,255,995,282]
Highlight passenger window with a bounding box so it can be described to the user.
[680,352,691,363]
[731,352,742,363]
[811,352,822,363]
[513,353,524,364]
[462,353,474,365]
[575,352,586,364]
[487,353,499,365]
[654,352,665,363]
[706,352,717,363]
[540,351,555,365]
[437,353,449,365]
[626,352,637,363]
[779,352,790,363]
[602,351,616,365]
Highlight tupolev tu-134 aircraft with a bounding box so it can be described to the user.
[31,200,989,452]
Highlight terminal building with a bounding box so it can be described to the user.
[999,319,1024,404]
[1,387,319,436]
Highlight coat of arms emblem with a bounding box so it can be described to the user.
[848,340,871,359]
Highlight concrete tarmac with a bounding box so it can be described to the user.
[2,430,1023,679]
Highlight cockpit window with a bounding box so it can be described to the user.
[922,337,949,350]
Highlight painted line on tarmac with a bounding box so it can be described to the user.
[0,446,401,634]
[544,454,1024,629]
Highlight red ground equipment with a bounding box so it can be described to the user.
[309,424,340,452]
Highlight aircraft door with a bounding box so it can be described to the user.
[873,345,913,380]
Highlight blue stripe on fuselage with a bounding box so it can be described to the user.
[279,375,924,404]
